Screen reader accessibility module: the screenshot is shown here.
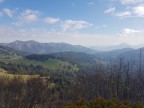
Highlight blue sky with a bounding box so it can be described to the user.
[0,0,144,46]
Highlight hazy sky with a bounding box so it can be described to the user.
[0,0,144,46]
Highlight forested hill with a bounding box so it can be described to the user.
[26,52,98,66]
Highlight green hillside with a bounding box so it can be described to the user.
[0,57,79,75]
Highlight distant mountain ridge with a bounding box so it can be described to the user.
[4,40,97,54]
[1,40,144,60]
[95,48,135,58]
[90,43,144,51]
[95,47,144,62]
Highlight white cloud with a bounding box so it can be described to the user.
[104,7,115,13]
[62,20,92,32]
[44,17,60,24]
[3,8,14,17]
[133,5,144,17]
[117,28,141,38]
[116,11,131,17]
[106,1,144,18]
[117,28,144,44]
[23,14,38,22]
[0,0,3,3]
[20,9,39,22]
[106,5,144,18]
[21,9,39,16]
[14,9,39,25]
[120,0,143,4]
[123,28,140,34]
[106,9,132,18]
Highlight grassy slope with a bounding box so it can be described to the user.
[0,68,55,88]
[0,57,79,73]
[0,68,39,80]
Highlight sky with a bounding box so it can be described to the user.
[0,0,144,46]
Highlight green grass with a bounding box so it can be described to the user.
[0,57,79,73]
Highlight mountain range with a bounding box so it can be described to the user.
[5,40,97,54]
[0,40,144,62]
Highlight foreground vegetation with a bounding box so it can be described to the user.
[64,98,144,108]
[1,50,144,107]
[0,70,144,108]
[0,70,58,108]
